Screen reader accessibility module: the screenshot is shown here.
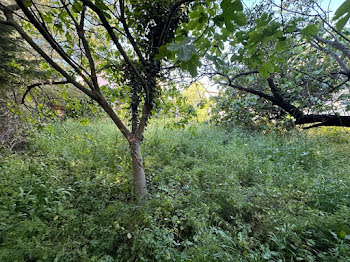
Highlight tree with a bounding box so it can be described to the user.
[207,0,350,129]
[0,0,242,195]
[182,83,211,122]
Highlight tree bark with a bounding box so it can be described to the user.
[129,139,147,196]
[296,115,350,128]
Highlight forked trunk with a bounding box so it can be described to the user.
[130,139,147,196]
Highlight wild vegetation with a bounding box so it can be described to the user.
[1,120,349,261]
[0,0,350,261]
[1,0,349,195]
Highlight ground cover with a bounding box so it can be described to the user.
[0,120,349,261]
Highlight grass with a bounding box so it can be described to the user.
[0,119,349,261]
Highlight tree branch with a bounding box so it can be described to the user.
[314,36,350,59]
[80,0,149,92]
[267,76,304,118]
[299,115,350,128]
[1,6,95,99]
[158,0,195,47]
[119,0,147,67]
[14,0,94,90]
[22,80,69,104]
[62,2,100,92]
[311,41,350,76]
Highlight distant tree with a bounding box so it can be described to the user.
[208,1,350,129]
[183,83,211,122]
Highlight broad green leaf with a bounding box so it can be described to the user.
[275,38,288,52]
[258,61,274,77]
[213,15,225,26]
[167,43,181,52]
[72,1,83,13]
[221,0,243,12]
[179,54,201,77]
[300,24,318,36]
[95,0,109,11]
[167,38,195,62]
[177,45,195,62]
[333,0,350,20]
[154,45,171,60]
[248,30,263,45]
[335,13,350,31]
[225,20,235,32]
[232,11,247,26]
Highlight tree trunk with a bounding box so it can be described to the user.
[130,139,147,196]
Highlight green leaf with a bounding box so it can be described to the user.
[248,30,263,45]
[221,0,243,12]
[27,94,32,103]
[213,15,225,26]
[61,90,68,100]
[275,38,288,52]
[300,24,318,36]
[80,118,90,126]
[259,61,274,77]
[339,230,347,239]
[167,38,195,62]
[167,43,181,52]
[179,54,201,77]
[24,0,32,7]
[225,20,235,32]
[154,45,171,60]
[232,11,246,26]
[102,11,111,19]
[58,11,68,22]
[42,12,53,23]
[72,1,83,13]
[333,0,350,20]
[178,45,195,62]
[335,13,350,31]
[54,22,64,34]
[95,0,109,10]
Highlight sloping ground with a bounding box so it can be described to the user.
[0,120,349,261]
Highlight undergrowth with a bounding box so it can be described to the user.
[0,120,349,261]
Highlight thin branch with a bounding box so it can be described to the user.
[313,2,350,44]
[314,35,350,59]
[311,41,350,76]
[62,1,100,92]
[230,70,259,81]
[1,7,95,99]
[14,0,94,89]
[22,80,69,104]
[80,0,147,85]
[119,0,147,67]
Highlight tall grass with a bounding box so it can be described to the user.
[0,120,349,261]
